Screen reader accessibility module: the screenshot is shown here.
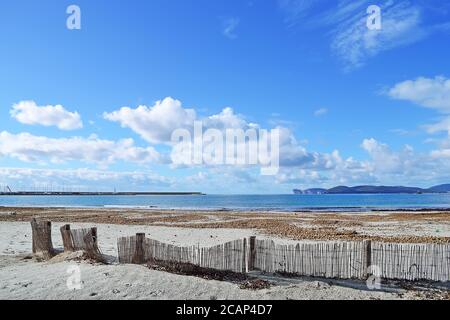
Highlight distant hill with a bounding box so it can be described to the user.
[426,184,450,193]
[294,184,450,195]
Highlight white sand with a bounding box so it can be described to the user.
[0,221,308,259]
[0,255,415,300]
[0,221,443,300]
[0,221,258,259]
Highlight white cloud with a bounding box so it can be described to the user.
[0,167,172,192]
[104,98,260,145]
[204,107,258,130]
[330,1,425,69]
[314,108,328,116]
[361,138,407,174]
[279,0,434,69]
[360,137,450,184]
[388,76,450,135]
[278,0,321,27]
[222,18,239,39]
[0,131,160,166]
[388,76,450,113]
[103,97,196,144]
[10,101,83,130]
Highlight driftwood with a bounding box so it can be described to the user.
[30,218,55,259]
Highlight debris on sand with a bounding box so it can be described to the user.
[239,279,271,290]
[148,259,247,283]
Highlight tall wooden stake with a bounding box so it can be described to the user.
[132,233,146,264]
[249,236,256,271]
[60,224,74,252]
[31,218,55,259]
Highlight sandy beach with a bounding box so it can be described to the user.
[0,207,449,300]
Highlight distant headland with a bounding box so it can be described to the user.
[293,184,450,195]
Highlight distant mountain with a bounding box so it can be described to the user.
[426,184,450,193]
[327,185,424,194]
[294,184,450,195]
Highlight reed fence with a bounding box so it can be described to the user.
[29,220,449,282]
[371,242,450,282]
[59,224,104,261]
[118,236,248,273]
[117,234,450,282]
[253,239,369,279]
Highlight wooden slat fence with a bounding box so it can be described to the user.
[117,235,137,264]
[59,224,104,262]
[254,239,368,280]
[70,228,95,251]
[117,235,449,282]
[118,236,247,273]
[371,242,450,282]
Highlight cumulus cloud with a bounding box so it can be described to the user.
[388,76,450,136]
[360,137,450,184]
[388,76,450,113]
[10,101,83,130]
[104,98,260,145]
[0,167,172,192]
[0,131,160,166]
[104,97,362,175]
[103,97,196,144]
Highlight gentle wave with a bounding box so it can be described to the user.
[1,194,450,212]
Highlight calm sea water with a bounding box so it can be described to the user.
[1,194,450,212]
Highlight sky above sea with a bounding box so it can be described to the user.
[1,0,450,194]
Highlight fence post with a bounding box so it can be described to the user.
[60,224,74,252]
[90,227,98,243]
[132,233,146,264]
[30,218,55,259]
[242,238,247,273]
[363,240,372,279]
[248,236,256,271]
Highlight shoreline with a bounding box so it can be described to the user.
[2,205,450,213]
[1,206,449,244]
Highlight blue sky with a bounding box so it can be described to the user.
[1,0,450,194]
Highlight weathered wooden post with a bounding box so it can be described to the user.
[363,240,372,279]
[132,233,146,264]
[60,224,74,252]
[31,218,55,259]
[248,236,257,271]
[83,227,105,262]
[242,238,248,273]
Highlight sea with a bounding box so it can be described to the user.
[1,194,450,212]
